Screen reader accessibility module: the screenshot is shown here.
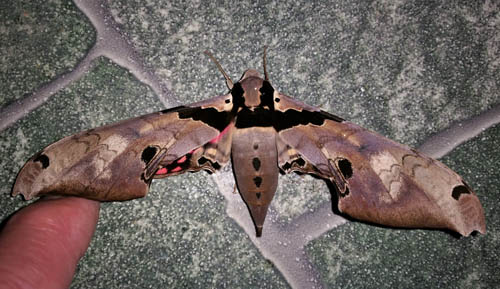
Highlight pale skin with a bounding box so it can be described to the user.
[0,197,100,289]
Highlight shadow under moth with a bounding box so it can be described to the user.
[12,50,486,237]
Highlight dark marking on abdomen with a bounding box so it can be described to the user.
[253,176,262,188]
[252,157,261,171]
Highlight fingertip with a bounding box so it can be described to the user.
[0,197,100,289]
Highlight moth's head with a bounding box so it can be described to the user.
[236,69,274,109]
[204,50,275,110]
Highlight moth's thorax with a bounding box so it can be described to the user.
[240,76,265,108]
[235,69,275,112]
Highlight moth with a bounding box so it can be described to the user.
[13,50,486,237]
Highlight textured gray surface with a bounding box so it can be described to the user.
[1,0,499,288]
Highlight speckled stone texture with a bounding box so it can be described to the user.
[1,0,499,288]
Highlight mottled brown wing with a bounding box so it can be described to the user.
[13,94,235,201]
[276,94,486,236]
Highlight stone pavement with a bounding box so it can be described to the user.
[1,1,499,288]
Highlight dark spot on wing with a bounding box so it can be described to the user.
[177,107,231,132]
[282,157,306,171]
[272,109,344,131]
[318,110,344,122]
[235,106,343,130]
[198,156,222,170]
[452,183,472,200]
[256,192,262,199]
[34,153,50,169]
[140,173,153,185]
[259,80,275,110]
[342,186,350,197]
[295,158,306,167]
[231,82,245,114]
[164,153,193,172]
[161,104,234,132]
[160,105,186,114]
[141,146,158,164]
[213,162,222,170]
[338,158,353,179]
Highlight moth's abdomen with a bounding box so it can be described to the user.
[231,127,279,236]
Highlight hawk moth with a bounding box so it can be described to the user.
[12,51,486,237]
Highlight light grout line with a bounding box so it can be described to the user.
[0,47,98,132]
[0,0,177,133]
[418,103,500,158]
[74,0,177,108]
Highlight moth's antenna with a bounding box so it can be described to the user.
[204,50,233,89]
[262,46,269,81]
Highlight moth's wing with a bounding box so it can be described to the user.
[275,93,486,236]
[13,94,235,201]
